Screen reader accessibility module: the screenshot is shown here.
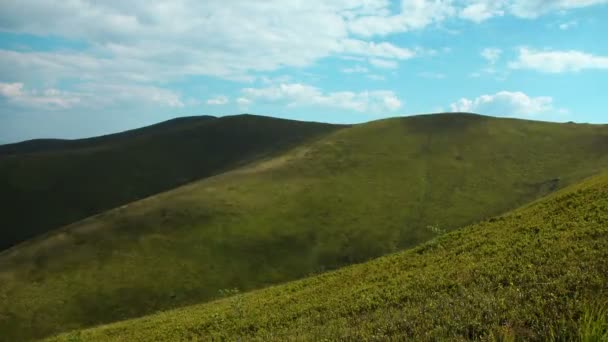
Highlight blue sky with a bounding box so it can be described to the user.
[0,0,607,143]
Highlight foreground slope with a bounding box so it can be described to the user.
[1,114,608,340]
[0,114,341,250]
[51,169,608,341]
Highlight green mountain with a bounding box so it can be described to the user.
[49,168,608,341]
[1,113,607,340]
[0,114,342,250]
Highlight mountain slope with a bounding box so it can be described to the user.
[1,113,608,340]
[0,114,342,250]
[49,169,608,341]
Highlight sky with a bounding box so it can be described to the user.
[0,0,607,144]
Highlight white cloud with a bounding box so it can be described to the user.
[460,2,505,22]
[469,48,507,79]
[509,0,608,18]
[509,48,608,73]
[79,84,184,108]
[449,91,559,117]
[481,48,503,64]
[559,20,578,30]
[0,1,418,85]
[206,95,229,105]
[241,83,402,113]
[260,75,292,85]
[367,74,386,81]
[0,0,605,116]
[236,97,251,107]
[0,0,428,113]
[0,1,601,82]
[0,82,24,98]
[0,82,81,109]
[348,0,456,36]
[0,81,183,110]
[382,94,403,110]
[369,58,398,69]
[458,0,608,22]
[338,39,415,60]
[342,65,369,73]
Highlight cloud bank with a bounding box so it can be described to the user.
[450,91,561,117]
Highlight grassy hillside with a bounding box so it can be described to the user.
[48,168,608,341]
[1,113,608,340]
[0,114,342,250]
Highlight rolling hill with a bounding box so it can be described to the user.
[1,113,607,340]
[0,114,342,250]
[48,167,608,341]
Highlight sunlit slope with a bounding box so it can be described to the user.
[1,113,608,340]
[50,169,608,341]
[0,114,342,250]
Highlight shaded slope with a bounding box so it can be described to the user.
[0,114,342,250]
[1,113,608,340]
[50,169,608,341]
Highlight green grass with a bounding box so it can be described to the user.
[0,114,342,250]
[47,168,608,341]
[1,113,608,341]
[578,305,608,342]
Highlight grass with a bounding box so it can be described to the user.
[578,305,608,341]
[1,113,608,340]
[0,114,342,250]
[48,167,608,341]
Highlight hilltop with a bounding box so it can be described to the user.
[0,114,342,250]
[1,113,608,340]
[48,168,608,341]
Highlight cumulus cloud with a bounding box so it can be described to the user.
[338,39,415,60]
[460,1,505,22]
[509,0,608,18]
[559,20,578,30]
[0,82,183,110]
[236,97,251,107]
[241,83,402,113]
[458,0,608,22]
[12,0,599,88]
[449,91,560,117]
[206,95,229,105]
[367,74,386,81]
[509,48,608,73]
[342,65,369,74]
[347,0,456,36]
[0,82,81,109]
[79,83,184,108]
[0,0,428,113]
[2,0,597,45]
[0,82,24,98]
[481,48,503,64]
[369,58,398,69]
[0,1,418,84]
[0,0,605,116]
[469,48,506,79]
